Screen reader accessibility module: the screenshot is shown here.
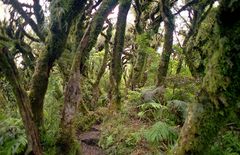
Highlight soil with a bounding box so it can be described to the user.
[77,125,105,155]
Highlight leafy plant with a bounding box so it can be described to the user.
[0,114,27,155]
[42,73,63,153]
[144,121,178,146]
[126,90,142,104]
[209,130,240,155]
[137,102,166,121]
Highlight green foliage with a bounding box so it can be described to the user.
[136,33,155,54]
[209,131,240,155]
[168,59,191,76]
[143,121,178,145]
[126,90,142,104]
[42,72,63,154]
[76,112,101,132]
[0,77,16,105]
[0,114,27,155]
[99,115,141,154]
[0,77,27,154]
[137,102,162,120]
[98,100,147,154]
[164,75,199,102]
[165,86,195,102]
[88,49,105,80]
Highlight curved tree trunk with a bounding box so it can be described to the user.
[0,47,43,155]
[56,0,118,154]
[173,0,240,154]
[110,0,131,110]
[28,0,86,128]
[130,0,158,90]
[91,20,113,109]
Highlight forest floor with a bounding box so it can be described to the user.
[77,124,105,155]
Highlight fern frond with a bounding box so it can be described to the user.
[144,121,178,145]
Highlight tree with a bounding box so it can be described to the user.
[109,0,131,110]
[0,0,87,154]
[0,46,42,155]
[91,19,113,109]
[173,0,240,153]
[156,0,174,86]
[129,0,156,90]
[56,0,118,154]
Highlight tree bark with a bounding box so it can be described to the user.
[56,0,118,154]
[183,1,214,78]
[110,0,131,110]
[173,0,240,153]
[157,0,174,86]
[79,0,119,76]
[28,0,86,128]
[0,47,43,155]
[91,20,113,108]
[130,0,153,90]
[131,47,148,89]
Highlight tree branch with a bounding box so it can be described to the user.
[3,0,45,41]
[33,0,45,30]
[174,0,199,16]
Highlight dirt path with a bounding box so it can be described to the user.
[77,125,105,155]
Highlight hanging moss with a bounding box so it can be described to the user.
[172,0,240,154]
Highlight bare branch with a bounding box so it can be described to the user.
[33,0,45,29]
[3,0,45,41]
[174,0,199,16]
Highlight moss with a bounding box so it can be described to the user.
[172,98,229,155]
[56,133,81,155]
[173,1,240,154]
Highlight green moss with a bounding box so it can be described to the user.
[56,133,81,155]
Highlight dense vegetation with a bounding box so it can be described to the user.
[0,0,240,154]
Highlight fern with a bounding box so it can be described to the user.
[138,102,161,111]
[0,115,27,155]
[144,121,178,145]
[137,102,166,120]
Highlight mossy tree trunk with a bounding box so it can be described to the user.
[2,1,87,152]
[0,47,43,155]
[131,50,148,89]
[57,13,86,84]
[172,0,240,154]
[79,0,118,76]
[157,0,174,86]
[130,32,151,90]
[28,0,87,128]
[110,0,131,110]
[130,0,157,90]
[129,0,145,90]
[56,0,118,154]
[183,1,214,78]
[91,20,113,109]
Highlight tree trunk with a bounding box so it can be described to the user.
[157,0,174,86]
[183,1,214,78]
[110,0,131,110]
[57,71,81,155]
[28,0,86,128]
[91,21,113,108]
[79,0,118,76]
[131,50,148,89]
[173,0,240,153]
[56,0,118,154]
[0,47,43,155]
